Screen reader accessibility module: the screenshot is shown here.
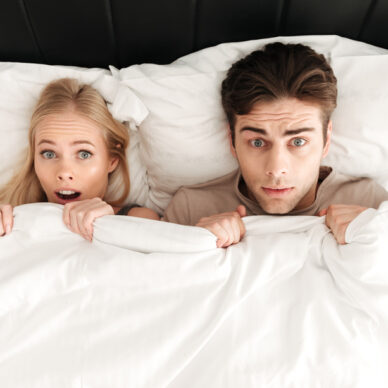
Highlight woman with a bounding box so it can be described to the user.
[0,78,159,241]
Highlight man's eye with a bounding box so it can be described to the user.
[251,139,264,148]
[79,151,92,159]
[292,138,306,147]
[41,151,56,159]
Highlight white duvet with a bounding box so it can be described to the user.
[1,202,388,388]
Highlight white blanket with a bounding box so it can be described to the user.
[1,202,388,388]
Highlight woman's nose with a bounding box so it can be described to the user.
[56,162,74,181]
[57,173,74,181]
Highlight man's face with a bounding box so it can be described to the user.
[231,98,332,214]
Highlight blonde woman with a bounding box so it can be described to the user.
[0,78,159,241]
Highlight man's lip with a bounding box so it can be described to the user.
[262,187,294,196]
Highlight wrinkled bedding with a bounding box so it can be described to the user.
[1,202,388,388]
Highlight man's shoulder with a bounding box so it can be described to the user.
[320,166,388,208]
[163,169,241,225]
[177,169,239,194]
[326,168,382,188]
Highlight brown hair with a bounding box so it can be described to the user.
[221,42,337,143]
[0,78,130,206]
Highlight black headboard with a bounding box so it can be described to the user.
[2,0,387,69]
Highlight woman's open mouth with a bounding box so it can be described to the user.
[55,190,81,203]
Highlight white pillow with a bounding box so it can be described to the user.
[0,62,150,207]
[115,35,388,213]
[326,55,388,189]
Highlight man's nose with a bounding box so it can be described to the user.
[265,148,288,178]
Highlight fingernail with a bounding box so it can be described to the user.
[5,224,11,234]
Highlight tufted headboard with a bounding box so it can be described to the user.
[1,0,388,68]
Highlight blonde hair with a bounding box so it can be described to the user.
[0,78,130,207]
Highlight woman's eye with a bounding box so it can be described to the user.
[79,150,92,159]
[292,138,307,147]
[251,139,264,148]
[41,151,56,159]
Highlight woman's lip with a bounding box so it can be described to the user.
[54,191,82,204]
[262,187,294,196]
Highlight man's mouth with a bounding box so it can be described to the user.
[55,190,81,202]
[262,187,294,197]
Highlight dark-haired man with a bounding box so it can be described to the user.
[163,42,388,247]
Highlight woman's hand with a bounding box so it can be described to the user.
[0,204,13,236]
[63,198,114,242]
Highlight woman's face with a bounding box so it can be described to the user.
[34,110,118,205]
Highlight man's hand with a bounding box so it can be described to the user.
[63,198,114,242]
[0,204,13,236]
[196,205,247,248]
[317,204,367,244]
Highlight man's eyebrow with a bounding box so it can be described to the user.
[284,127,315,136]
[240,127,316,136]
[239,127,267,135]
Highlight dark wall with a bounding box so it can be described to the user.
[0,0,386,68]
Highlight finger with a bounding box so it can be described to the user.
[224,214,245,245]
[238,215,246,240]
[75,203,99,241]
[1,205,14,235]
[317,208,327,217]
[0,213,4,236]
[63,202,75,227]
[205,223,230,248]
[65,199,103,241]
[67,203,88,240]
[82,202,114,241]
[236,205,247,218]
[334,222,349,245]
[228,217,242,245]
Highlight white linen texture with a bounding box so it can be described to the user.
[1,202,388,388]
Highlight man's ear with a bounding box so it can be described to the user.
[322,120,333,158]
[228,129,237,158]
[108,156,119,173]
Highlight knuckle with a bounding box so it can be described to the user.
[219,219,231,228]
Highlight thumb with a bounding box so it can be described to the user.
[317,208,327,217]
[236,205,247,218]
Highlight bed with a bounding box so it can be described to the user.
[1,1,388,387]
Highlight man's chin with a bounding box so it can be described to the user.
[259,199,296,215]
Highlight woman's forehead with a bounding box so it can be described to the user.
[34,111,104,143]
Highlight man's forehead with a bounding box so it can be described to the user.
[235,98,322,129]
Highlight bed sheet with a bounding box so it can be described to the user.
[1,203,388,387]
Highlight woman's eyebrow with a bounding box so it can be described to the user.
[37,139,96,146]
[71,140,95,146]
[37,139,55,146]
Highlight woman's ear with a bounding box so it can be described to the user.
[108,156,119,173]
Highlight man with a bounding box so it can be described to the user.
[163,42,388,247]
